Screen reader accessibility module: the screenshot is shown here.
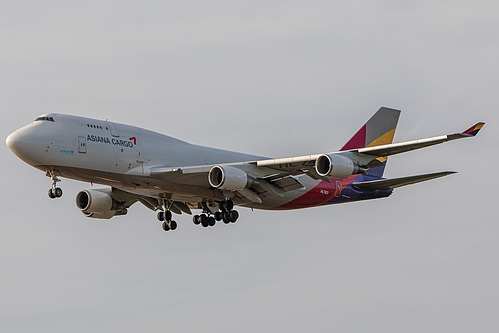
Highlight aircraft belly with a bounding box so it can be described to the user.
[36,165,225,201]
[264,174,392,210]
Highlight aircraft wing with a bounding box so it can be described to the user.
[141,122,484,202]
[251,122,485,174]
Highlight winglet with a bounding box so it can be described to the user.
[462,122,485,136]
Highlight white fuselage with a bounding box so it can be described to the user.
[6,113,317,209]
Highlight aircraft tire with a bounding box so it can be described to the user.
[208,216,216,226]
[165,210,172,221]
[170,220,177,230]
[222,212,230,224]
[48,189,56,199]
[54,187,63,198]
[193,215,200,224]
[214,211,222,221]
[158,211,165,221]
[201,214,209,227]
[229,210,239,223]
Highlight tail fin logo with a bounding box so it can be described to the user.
[463,122,485,136]
[341,107,400,151]
[341,107,401,178]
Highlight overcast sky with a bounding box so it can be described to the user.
[1,1,498,332]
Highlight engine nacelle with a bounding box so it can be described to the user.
[315,154,362,178]
[208,165,249,190]
[76,189,126,219]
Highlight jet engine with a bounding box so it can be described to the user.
[315,154,364,178]
[208,165,256,190]
[76,189,127,219]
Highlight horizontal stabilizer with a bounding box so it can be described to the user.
[353,171,456,190]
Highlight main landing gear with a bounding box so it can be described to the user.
[47,171,63,199]
[157,209,177,232]
[156,200,240,232]
[192,200,239,228]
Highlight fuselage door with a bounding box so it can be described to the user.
[78,136,87,154]
[106,121,120,137]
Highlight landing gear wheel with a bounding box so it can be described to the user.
[193,215,201,225]
[229,210,239,223]
[214,211,222,221]
[222,212,230,224]
[48,189,56,199]
[157,211,165,221]
[201,214,209,227]
[158,208,177,231]
[170,220,177,230]
[54,187,63,198]
[208,216,216,226]
[219,200,234,213]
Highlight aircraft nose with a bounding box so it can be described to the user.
[6,129,23,155]
[6,126,46,166]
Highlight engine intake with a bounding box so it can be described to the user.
[315,154,363,178]
[209,165,252,190]
[76,189,126,219]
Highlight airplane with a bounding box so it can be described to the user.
[6,107,484,232]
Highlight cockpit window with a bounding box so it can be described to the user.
[34,116,55,122]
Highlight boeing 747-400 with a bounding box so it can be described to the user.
[6,107,484,232]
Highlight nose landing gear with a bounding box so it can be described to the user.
[47,171,63,199]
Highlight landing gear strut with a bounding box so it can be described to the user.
[47,171,63,199]
[192,200,239,228]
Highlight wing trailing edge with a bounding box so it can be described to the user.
[352,171,457,190]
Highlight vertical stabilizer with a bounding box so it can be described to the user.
[341,107,401,177]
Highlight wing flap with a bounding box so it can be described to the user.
[353,171,456,190]
[263,175,305,192]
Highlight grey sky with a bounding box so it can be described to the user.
[1,1,498,332]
